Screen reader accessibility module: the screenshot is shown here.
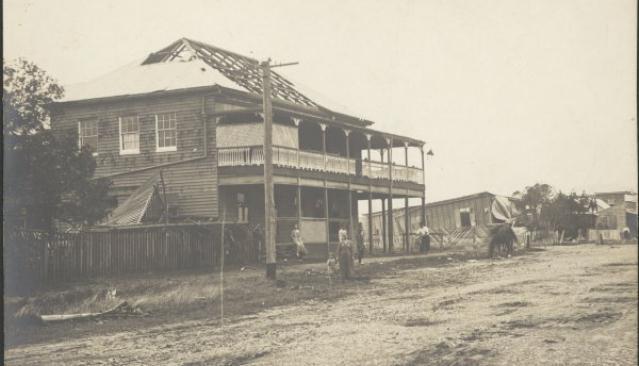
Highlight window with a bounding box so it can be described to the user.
[155,113,177,152]
[78,120,98,155]
[460,211,472,227]
[119,116,139,154]
[459,208,472,228]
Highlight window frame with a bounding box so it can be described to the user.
[118,116,140,155]
[155,113,178,152]
[78,120,99,156]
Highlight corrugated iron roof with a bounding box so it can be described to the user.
[103,173,164,226]
[62,57,239,102]
[60,37,310,107]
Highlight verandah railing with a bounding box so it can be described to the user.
[218,146,423,183]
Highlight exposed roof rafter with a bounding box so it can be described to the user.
[142,38,319,109]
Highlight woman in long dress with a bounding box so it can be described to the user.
[291,224,307,260]
[336,224,354,279]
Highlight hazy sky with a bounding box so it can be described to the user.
[4,0,637,203]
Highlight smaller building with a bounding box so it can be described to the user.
[364,191,519,253]
[594,191,638,239]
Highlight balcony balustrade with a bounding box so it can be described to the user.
[218,146,423,184]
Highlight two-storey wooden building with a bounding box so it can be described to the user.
[50,38,426,258]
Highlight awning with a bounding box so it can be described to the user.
[103,173,164,226]
[491,196,520,222]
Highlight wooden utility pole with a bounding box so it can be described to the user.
[220,205,226,325]
[261,59,299,280]
[261,59,277,279]
[420,146,427,226]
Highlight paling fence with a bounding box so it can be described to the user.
[365,225,531,255]
[3,223,254,291]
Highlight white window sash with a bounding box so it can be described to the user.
[78,120,99,156]
[155,114,177,152]
[119,116,139,155]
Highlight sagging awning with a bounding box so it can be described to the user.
[103,173,164,226]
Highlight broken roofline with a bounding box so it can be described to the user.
[143,37,319,108]
[364,191,522,217]
[51,84,426,148]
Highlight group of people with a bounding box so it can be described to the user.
[291,221,432,265]
[290,223,365,279]
[290,223,366,264]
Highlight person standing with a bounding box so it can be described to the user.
[356,222,365,264]
[415,222,430,254]
[291,224,307,261]
[336,224,353,279]
[338,224,348,245]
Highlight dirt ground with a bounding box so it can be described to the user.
[4,244,638,366]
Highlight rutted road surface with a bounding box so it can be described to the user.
[5,244,637,365]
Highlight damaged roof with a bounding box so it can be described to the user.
[62,38,319,108]
[102,173,164,226]
[58,38,427,137]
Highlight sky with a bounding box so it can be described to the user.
[4,0,637,204]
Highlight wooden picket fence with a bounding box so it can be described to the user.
[4,223,255,290]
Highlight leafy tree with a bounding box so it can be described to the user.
[514,184,595,242]
[3,59,63,135]
[542,191,592,239]
[3,59,115,231]
[513,183,555,231]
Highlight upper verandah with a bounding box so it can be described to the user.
[53,38,424,148]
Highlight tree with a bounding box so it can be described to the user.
[513,183,555,231]
[3,59,115,231]
[542,191,592,240]
[3,59,63,135]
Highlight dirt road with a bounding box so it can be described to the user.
[5,244,637,365]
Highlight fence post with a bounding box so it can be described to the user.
[42,238,49,281]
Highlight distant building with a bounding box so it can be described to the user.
[594,191,638,239]
[595,191,638,211]
[364,191,519,252]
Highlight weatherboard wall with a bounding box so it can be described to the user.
[50,91,222,219]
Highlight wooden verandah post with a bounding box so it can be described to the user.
[293,118,302,239]
[380,148,387,253]
[345,129,354,240]
[404,142,410,254]
[421,145,426,226]
[387,138,394,254]
[321,123,329,257]
[366,134,373,254]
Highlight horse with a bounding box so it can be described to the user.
[488,223,518,258]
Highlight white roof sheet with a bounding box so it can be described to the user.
[62,58,245,102]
